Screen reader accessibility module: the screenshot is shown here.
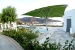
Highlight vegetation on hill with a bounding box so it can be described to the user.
[18,17,61,24]
[16,19,25,25]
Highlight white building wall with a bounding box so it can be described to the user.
[72,16,75,33]
[63,9,75,33]
[63,15,72,31]
[63,15,67,31]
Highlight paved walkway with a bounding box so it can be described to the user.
[36,27,63,44]
[0,35,24,50]
[38,29,55,44]
[35,27,75,49]
[49,29,75,49]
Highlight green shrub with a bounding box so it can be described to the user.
[2,28,38,50]
[33,37,62,50]
[33,37,75,50]
[62,39,75,50]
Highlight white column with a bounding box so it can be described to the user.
[70,27,73,34]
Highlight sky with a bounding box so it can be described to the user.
[0,0,75,21]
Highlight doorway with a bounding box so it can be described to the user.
[66,19,71,32]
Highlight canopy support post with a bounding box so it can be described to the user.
[46,18,48,32]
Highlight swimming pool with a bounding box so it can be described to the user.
[35,27,51,33]
[35,26,63,33]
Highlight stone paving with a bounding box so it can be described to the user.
[0,35,24,50]
[49,29,75,45]
[49,29,75,50]
[37,27,75,49]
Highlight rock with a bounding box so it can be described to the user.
[0,35,24,50]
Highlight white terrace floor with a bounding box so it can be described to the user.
[35,26,75,48]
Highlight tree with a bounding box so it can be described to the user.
[1,6,17,23]
[0,14,2,22]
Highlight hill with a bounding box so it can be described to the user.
[18,17,61,24]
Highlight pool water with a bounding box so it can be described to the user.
[35,27,52,33]
[35,27,63,33]
[36,28,47,33]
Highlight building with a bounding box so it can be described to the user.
[63,9,75,34]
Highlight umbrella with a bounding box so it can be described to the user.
[23,5,67,32]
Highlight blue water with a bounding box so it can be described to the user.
[33,27,62,33]
[35,27,48,33]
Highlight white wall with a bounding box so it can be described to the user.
[71,10,75,33]
[63,9,75,33]
[63,12,72,31]
[0,22,17,31]
[11,22,17,30]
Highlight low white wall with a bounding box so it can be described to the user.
[0,22,17,31]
